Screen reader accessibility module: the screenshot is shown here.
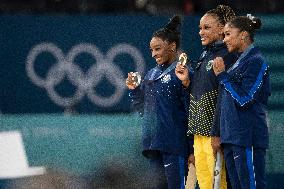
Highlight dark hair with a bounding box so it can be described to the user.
[206,5,236,25]
[228,15,262,41]
[152,15,181,49]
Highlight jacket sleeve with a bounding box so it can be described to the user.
[217,58,269,108]
[180,66,193,113]
[210,53,237,136]
[211,85,222,136]
[129,82,144,115]
[187,134,194,156]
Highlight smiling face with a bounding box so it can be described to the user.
[150,37,176,65]
[223,23,247,53]
[199,14,224,46]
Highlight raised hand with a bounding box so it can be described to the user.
[126,72,140,90]
[213,57,225,76]
[175,63,190,88]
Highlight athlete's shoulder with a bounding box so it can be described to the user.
[244,47,268,67]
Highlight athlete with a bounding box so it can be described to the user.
[175,5,237,189]
[126,15,190,188]
[212,15,271,189]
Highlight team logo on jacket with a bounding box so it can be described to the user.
[206,60,214,71]
[161,74,171,83]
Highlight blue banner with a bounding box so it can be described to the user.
[0,15,201,114]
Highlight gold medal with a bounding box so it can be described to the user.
[179,53,188,66]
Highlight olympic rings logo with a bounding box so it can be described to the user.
[26,42,145,108]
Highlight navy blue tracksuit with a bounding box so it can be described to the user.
[129,61,190,188]
[212,45,271,189]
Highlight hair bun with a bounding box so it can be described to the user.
[152,15,182,49]
[252,17,262,30]
[247,14,262,30]
[164,15,181,33]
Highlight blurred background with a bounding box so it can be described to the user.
[0,0,283,14]
[0,0,283,188]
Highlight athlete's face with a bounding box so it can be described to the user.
[223,24,244,53]
[150,37,175,65]
[199,14,224,46]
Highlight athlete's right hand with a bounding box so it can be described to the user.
[188,153,195,166]
[175,63,190,88]
[126,72,138,90]
[211,136,222,159]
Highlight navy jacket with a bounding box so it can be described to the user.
[213,45,270,148]
[188,41,237,136]
[129,61,190,157]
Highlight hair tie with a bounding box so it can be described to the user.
[247,14,256,23]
